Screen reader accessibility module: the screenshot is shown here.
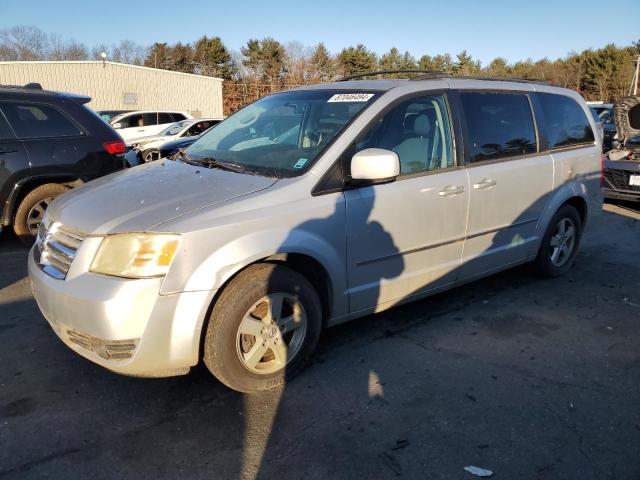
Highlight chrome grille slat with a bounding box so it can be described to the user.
[35,222,85,279]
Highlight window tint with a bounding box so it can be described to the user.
[118,113,143,128]
[158,113,173,124]
[461,92,536,162]
[171,113,186,121]
[1,102,82,139]
[143,113,159,126]
[536,93,594,148]
[0,112,14,140]
[185,120,216,137]
[355,94,454,175]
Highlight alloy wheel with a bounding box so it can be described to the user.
[548,217,577,267]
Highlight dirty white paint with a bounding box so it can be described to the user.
[0,61,223,119]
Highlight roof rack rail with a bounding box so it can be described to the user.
[410,74,549,85]
[0,82,44,90]
[338,70,446,81]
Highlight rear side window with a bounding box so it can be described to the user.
[171,113,186,121]
[0,112,14,140]
[143,113,159,126]
[1,102,82,139]
[158,113,173,124]
[118,113,143,128]
[460,92,537,162]
[536,93,594,149]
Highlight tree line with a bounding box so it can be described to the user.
[1,25,639,114]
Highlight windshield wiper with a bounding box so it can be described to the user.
[195,157,253,174]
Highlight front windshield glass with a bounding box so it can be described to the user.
[186,90,378,177]
[161,120,193,136]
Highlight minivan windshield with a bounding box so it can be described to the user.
[185,90,378,177]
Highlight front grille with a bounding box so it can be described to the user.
[603,168,640,193]
[34,222,85,279]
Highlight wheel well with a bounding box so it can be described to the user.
[563,196,588,227]
[4,176,81,225]
[197,253,333,362]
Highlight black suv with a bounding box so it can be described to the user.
[0,83,127,244]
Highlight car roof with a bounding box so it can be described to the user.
[0,84,91,103]
[291,77,579,97]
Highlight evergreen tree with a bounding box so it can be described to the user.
[338,44,377,76]
[194,36,236,79]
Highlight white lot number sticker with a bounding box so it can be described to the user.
[629,175,640,186]
[327,93,374,103]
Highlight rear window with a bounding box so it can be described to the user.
[460,92,537,162]
[1,102,83,139]
[536,93,594,149]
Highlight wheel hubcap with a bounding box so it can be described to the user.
[236,293,307,375]
[549,217,576,267]
[26,197,54,236]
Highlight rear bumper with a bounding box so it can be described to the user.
[28,247,214,377]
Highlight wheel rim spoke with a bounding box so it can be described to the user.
[243,342,269,369]
[271,342,288,365]
[239,317,265,338]
[549,235,561,247]
[265,294,284,323]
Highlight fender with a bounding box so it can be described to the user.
[161,226,349,320]
[529,176,591,258]
[2,174,83,226]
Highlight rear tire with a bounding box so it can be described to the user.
[13,183,68,246]
[533,204,582,277]
[142,148,160,162]
[203,263,322,393]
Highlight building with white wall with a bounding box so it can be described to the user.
[0,61,223,118]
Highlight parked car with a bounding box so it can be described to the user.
[129,118,220,161]
[588,103,616,151]
[110,111,192,141]
[0,83,126,244]
[96,109,133,123]
[603,95,640,201]
[29,75,601,392]
[124,132,206,167]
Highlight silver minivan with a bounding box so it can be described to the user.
[28,75,602,392]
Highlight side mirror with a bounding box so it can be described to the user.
[112,122,122,129]
[351,148,400,182]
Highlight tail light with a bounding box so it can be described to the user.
[103,141,126,155]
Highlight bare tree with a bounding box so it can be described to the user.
[0,25,49,60]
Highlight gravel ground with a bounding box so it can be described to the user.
[0,201,639,480]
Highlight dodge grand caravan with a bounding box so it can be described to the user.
[28,74,602,392]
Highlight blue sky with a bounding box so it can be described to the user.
[1,0,638,64]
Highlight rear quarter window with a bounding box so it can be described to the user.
[536,93,594,149]
[0,102,83,139]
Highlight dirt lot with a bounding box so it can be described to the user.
[1,201,639,480]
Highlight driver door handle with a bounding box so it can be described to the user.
[473,178,497,189]
[439,185,465,196]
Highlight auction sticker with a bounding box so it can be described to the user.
[328,93,375,103]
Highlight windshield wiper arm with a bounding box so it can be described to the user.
[195,157,254,174]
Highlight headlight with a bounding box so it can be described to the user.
[90,233,181,278]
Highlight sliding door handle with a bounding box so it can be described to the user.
[439,185,465,196]
[473,178,497,189]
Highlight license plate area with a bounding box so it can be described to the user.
[629,175,640,186]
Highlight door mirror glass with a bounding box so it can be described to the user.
[351,148,399,182]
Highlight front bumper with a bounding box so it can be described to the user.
[28,247,213,377]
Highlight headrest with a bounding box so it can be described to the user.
[413,114,432,136]
[403,113,418,131]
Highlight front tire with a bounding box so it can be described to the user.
[13,183,69,245]
[203,263,322,393]
[142,148,160,162]
[534,204,582,277]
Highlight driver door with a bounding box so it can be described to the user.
[344,93,470,313]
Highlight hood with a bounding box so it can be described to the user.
[47,160,277,234]
[614,95,640,144]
